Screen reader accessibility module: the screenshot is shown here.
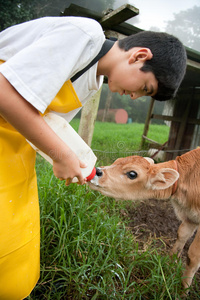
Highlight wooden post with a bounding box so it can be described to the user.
[78,86,102,146]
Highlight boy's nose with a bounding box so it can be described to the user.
[130,92,137,100]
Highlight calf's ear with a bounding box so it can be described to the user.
[148,168,179,190]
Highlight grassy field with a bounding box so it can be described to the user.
[27,121,197,299]
[71,119,170,165]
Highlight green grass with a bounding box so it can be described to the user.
[27,120,198,299]
[71,119,169,165]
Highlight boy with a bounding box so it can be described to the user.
[0,16,186,298]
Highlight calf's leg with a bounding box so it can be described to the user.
[170,220,197,257]
[182,225,200,290]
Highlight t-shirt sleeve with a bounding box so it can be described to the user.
[0,17,105,113]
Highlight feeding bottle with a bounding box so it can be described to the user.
[27,112,96,182]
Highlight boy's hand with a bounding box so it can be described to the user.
[52,149,87,186]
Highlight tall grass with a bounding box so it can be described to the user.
[71,120,169,165]
[26,121,199,299]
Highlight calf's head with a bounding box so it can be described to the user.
[89,156,179,201]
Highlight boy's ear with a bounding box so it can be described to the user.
[129,48,153,63]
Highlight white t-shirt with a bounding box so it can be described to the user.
[0,17,105,121]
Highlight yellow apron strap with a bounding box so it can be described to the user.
[46,79,82,113]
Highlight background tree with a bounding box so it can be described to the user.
[0,0,35,31]
[0,0,125,31]
[35,0,121,17]
[165,5,200,51]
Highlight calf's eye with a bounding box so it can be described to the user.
[126,171,137,180]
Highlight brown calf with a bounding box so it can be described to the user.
[89,148,200,293]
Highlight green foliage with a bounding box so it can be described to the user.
[0,0,118,31]
[33,0,116,19]
[59,0,116,15]
[31,157,136,299]
[70,119,170,165]
[0,0,35,31]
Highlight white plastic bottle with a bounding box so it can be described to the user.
[27,112,97,182]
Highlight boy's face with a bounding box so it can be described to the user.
[107,47,158,100]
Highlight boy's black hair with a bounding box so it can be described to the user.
[118,31,187,101]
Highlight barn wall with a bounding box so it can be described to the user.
[166,87,200,160]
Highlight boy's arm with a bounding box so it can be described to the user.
[0,73,86,185]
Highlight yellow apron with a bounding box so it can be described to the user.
[0,60,82,299]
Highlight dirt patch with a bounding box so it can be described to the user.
[126,199,180,250]
[125,199,200,293]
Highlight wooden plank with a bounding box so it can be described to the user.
[104,29,126,40]
[187,118,200,125]
[142,135,162,146]
[61,4,142,35]
[187,59,200,70]
[62,3,139,30]
[109,21,142,36]
[99,4,139,28]
[61,4,101,20]
[152,114,181,122]
[152,114,200,125]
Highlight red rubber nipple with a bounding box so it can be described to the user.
[86,167,96,181]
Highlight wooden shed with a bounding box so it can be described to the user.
[62,4,200,159]
[142,48,200,160]
[166,48,200,160]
